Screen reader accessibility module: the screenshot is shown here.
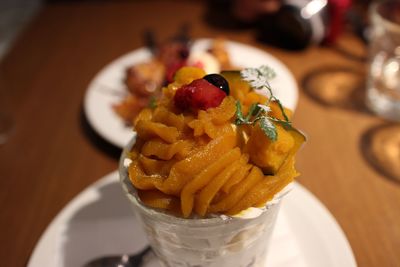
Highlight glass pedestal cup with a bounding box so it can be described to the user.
[119,137,285,267]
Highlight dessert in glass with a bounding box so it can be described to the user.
[119,66,305,267]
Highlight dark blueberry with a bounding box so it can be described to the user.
[203,74,230,95]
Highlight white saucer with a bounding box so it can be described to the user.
[28,171,357,267]
[83,39,299,148]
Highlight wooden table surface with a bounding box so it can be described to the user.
[1,1,399,266]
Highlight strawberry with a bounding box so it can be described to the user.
[174,79,227,111]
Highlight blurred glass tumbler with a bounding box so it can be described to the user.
[119,138,282,267]
[366,1,400,121]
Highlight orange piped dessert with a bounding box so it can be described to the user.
[126,65,305,218]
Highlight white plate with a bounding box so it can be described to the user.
[84,39,299,148]
[28,171,357,267]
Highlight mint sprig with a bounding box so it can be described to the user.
[234,66,295,141]
[259,117,277,141]
[235,101,278,141]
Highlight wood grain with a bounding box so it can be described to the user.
[0,1,399,266]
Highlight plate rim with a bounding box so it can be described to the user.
[27,170,357,267]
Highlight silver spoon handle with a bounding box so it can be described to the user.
[83,246,152,267]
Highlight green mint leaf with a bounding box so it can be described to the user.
[246,103,261,121]
[259,117,277,141]
[148,96,157,109]
[270,118,293,130]
[235,100,246,125]
[273,99,290,122]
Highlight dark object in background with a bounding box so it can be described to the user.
[205,0,353,50]
[257,5,314,50]
[204,0,257,29]
[257,0,351,50]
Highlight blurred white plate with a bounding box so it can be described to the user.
[28,171,357,267]
[83,39,299,148]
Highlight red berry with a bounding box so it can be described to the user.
[174,83,195,110]
[174,79,226,111]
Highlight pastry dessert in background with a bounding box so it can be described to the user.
[114,38,233,125]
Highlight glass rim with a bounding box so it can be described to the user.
[119,136,290,225]
[371,1,400,33]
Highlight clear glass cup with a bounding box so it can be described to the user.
[366,1,400,121]
[119,137,283,267]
